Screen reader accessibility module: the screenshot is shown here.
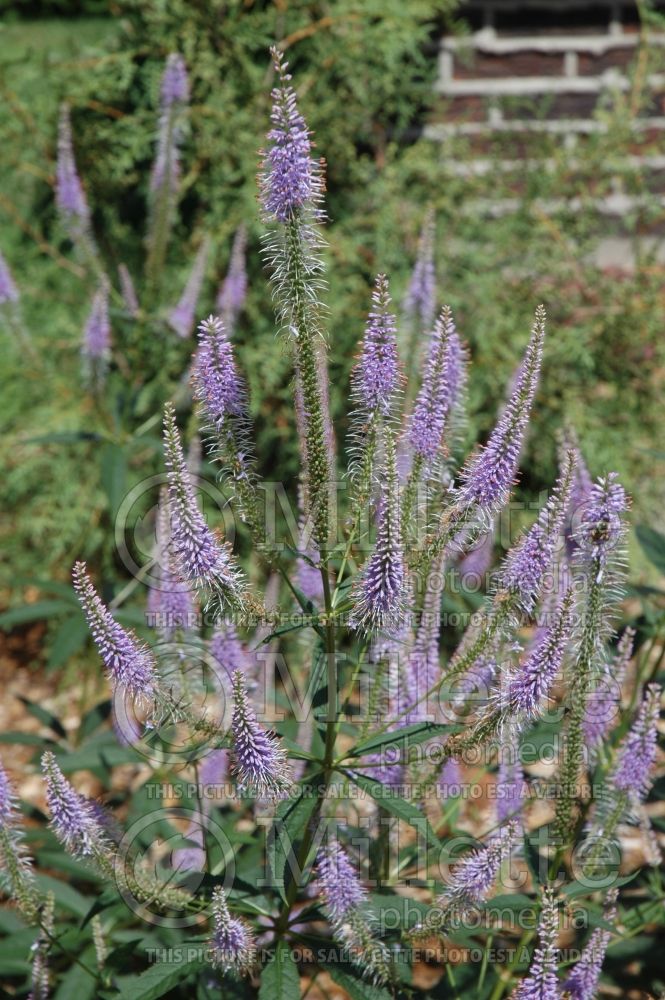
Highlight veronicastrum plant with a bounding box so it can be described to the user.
[1,48,663,1000]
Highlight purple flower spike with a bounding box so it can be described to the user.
[410,306,459,464]
[583,627,634,749]
[168,238,210,339]
[458,307,545,517]
[435,822,519,915]
[498,451,575,612]
[230,671,290,799]
[216,225,248,327]
[497,731,528,830]
[147,492,195,637]
[562,889,617,1000]
[405,211,436,333]
[73,562,156,702]
[562,430,593,558]
[163,403,244,603]
[209,619,249,693]
[41,751,109,859]
[82,281,111,363]
[350,434,407,633]
[575,472,628,572]
[56,104,89,228]
[0,758,36,912]
[511,888,559,1000]
[260,47,321,222]
[118,263,139,317]
[0,250,19,305]
[502,589,574,724]
[193,315,246,426]
[318,838,368,925]
[161,53,189,108]
[209,886,256,976]
[352,274,401,416]
[612,684,661,800]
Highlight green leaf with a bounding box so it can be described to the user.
[24,431,105,445]
[346,773,440,848]
[48,612,89,669]
[0,599,75,628]
[110,958,201,1000]
[53,945,98,998]
[268,778,321,902]
[17,696,67,738]
[325,965,392,1000]
[259,941,300,1000]
[33,873,92,917]
[349,722,460,758]
[0,730,56,746]
[636,524,665,576]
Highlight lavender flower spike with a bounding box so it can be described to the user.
[351,274,401,417]
[562,889,618,1000]
[510,888,559,1000]
[55,104,90,230]
[161,53,189,108]
[405,210,436,334]
[501,588,574,725]
[612,683,661,800]
[193,315,246,427]
[498,450,576,613]
[458,306,546,518]
[209,886,256,976]
[73,561,156,702]
[163,403,244,605]
[260,47,322,222]
[168,237,210,338]
[583,627,634,749]
[231,671,291,799]
[350,432,408,634]
[574,472,628,576]
[82,280,111,365]
[147,491,195,638]
[41,751,110,859]
[318,839,368,926]
[216,225,248,328]
[118,263,139,317]
[0,759,37,916]
[409,306,456,465]
[0,249,19,304]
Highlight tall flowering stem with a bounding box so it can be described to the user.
[209,886,256,976]
[146,53,189,296]
[56,104,92,248]
[554,473,629,845]
[561,889,617,1000]
[163,403,245,613]
[317,838,390,984]
[260,47,333,552]
[82,279,111,382]
[216,225,248,330]
[0,759,38,918]
[510,888,559,1000]
[192,315,261,538]
[230,671,291,799]
[404,209,436,400]
[168,236,210,339]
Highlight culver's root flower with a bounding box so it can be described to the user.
[405,209,436,334]
[209,886,256,976]
[497,450,575,613]
[351,274,401,418]
[163,403,244,606]
[73,561,156,702]
[118,263,139,317]
[349,432,407,634]
[216,225,248,327]
[193,315,247,426]
[147,491,195,637]
[574,472,628,577]
[82,280,111,369]
[611,683,661,801]
[161,53,189,107]
[458,306,545,519]
[409,305,460,466]
[42,751,111,861]
[318,838,390,984]
[0,249,19,305]
[56,104,90,233]
[0,759,38,917]
[260,47,322,222]
[168,237,210,339]
[583,627,634,750]
[510,887,559,1000]
[424,822,519,929]
[562,888,618,1000]
[28,890,54,1000]
[230,671,291,799]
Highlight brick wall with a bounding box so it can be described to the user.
[427,0,665,261]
